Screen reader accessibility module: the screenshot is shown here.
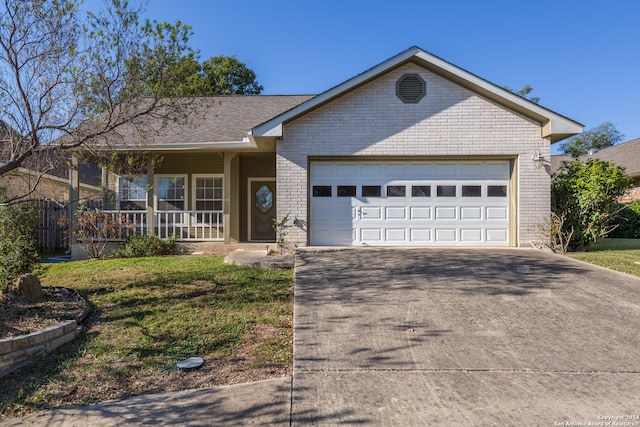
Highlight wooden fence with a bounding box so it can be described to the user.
[33,200,69,253]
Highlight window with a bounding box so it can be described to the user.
[337,186,357,197]
[488,185,507,197]
[313,186,332,197]
[194,176,223,210]
[462,185,482,197]
[437,185,456,197]
[119,177,147,210]
[411,185,431,197]
[157,176,185,210]
[362,185,381,197]
[387,185,406,197]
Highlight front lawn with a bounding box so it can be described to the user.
[567,238,640,277]
[0,255,293,418]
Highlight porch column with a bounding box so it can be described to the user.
[68,155,80,238]
[146,159,154,235]
[223,152,233,244]
[101,166,107,209]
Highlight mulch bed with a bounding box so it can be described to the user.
[0,287,89,339]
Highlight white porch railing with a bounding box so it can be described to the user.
[155,210,224,241]
[101,210,224,241]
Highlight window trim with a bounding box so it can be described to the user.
[154,174,188,212]
[191,174,224,211]
[117,176,147,210]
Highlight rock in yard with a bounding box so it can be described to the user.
[9,274,43,302]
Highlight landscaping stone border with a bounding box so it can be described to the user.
[0,320,83,378]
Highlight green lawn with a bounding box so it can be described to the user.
[1,255,293,418]
[567,238,640,276]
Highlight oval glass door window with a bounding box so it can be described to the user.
[255,185,273,214]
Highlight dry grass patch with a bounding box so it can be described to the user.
[0,255,293,419]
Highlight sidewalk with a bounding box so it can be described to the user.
[0,378,291,426]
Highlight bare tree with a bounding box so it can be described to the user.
[0,0,194,204]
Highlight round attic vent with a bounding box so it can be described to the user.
[396,73,426,104]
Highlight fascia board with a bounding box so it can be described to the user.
[104,140,256,151]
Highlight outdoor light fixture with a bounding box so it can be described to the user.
[532,149,545,169]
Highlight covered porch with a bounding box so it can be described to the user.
[69,151,278,245]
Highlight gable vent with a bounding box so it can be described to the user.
[396,73,426,104]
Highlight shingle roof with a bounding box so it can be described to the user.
[151,95,313,144]
[551,138,640,177]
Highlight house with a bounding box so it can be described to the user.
[551,138,640,202]
[1,122,101,203]
[75,46,582,249]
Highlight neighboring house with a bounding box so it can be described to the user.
[0,165,101,203]
[551,138,640,202]
[77,46,582,248]
[0,122,101,203]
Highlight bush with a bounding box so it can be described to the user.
[551,159,633,250]
[0,191,39,289]
[60,205,136,259]
[114,234,176,258]
[608,201,640,238]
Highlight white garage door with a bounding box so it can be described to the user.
[309,160,512,246]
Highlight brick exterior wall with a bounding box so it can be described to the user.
[277,63,551,247]
[0,168,101,202]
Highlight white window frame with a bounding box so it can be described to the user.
[192,174,224,226]
[191,174,224,211]
[117,176,147,211]
[154,174,188,212]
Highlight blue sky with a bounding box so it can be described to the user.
[127,1,638,153]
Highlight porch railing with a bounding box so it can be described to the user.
[155,210,224,241]
[101,210,224,241]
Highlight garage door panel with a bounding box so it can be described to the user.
[434,164,457,178]
[485,162,511,179]
[409,164,432,177]
[335,164,356,177]
[410,206,432,220]
[435,206,457,220]
[461,228,483,242]
[311,227,354,246]
[460,163,485,177]
[360,228,382,242]
[487,229,508,242]
[311,164,334,179]
[460,206,482,220]
[486,206,508,220]
[385,164,406,176]
[385,229,407,242]
[385,207,406,219]
[360,164,382,177]
[361,206,381,220]
[309,160,511,247]
[435,229,457,242]
[410,229,432,242]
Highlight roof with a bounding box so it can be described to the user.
[551,138,640,177]
[250,46,583,143]
[96,95,314,151]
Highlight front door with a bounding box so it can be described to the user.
[249,179,276,241]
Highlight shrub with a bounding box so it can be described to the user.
[114,234,176,258]
[60,204,136,259]
[0,191,39,289]
[551,158,633,250]
[608,201,640,238]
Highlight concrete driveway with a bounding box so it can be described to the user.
[292,248,640,426]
